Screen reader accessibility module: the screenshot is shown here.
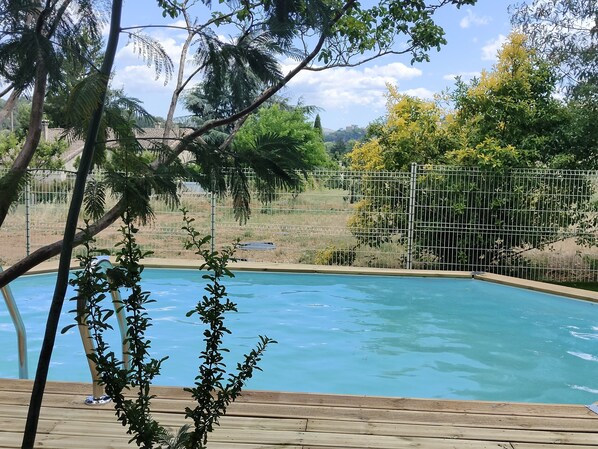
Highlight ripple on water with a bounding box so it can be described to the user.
[567,351,598,362]
[569,331,598,340]
[570,384,598,394]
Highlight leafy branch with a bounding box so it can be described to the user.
[68,209,274,449]
[180,208,275,448]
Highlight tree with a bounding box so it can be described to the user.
[0,0,104,227]
[346,89,451,247]
[235,104,333,169]
[345,33,595,271]
[348,86,450,171]
[0,0,477,445]
[510,0,597,101]
[21,1,125,447]
[44,31,105,128]
[0,0,480,289]
[0,131,66,169]
[449,32,569,166]
[313,113,323,139]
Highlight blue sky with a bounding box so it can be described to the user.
[114,0,513,130]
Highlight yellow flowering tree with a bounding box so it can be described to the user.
[450,32,566,165]
[344,34,594,272]
[348,86,450,171]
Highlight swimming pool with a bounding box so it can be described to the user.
[1,268,598,404]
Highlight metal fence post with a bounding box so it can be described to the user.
[406,163,417,269]
[210,190,216,254]
[25,176,31,256]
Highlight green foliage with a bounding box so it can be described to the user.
[68,213,167,447]
[186,32,289,125]
[557,99,598,169]
[445,138,521,170]
[14,102,32,137]
[347,177,410,247]
[329,0,477,67]
[346,33,598,272]
[83,178,107,220]
[0,0,103,92]
[0,131,22,164]
[184,127,316,223]
[349,88,450,171]
[0,131,66,169]
[156,0,182,18]
[34,139,68,170]
[180,210,275,448]
[313,114,323,138]
[324,125,366,160]
[324,125,366,144]
[510,0,597,101]
[128,32,174,85]
[67,209,274,449]
[413,165,594,272]
[44,30,105,128]
[449,33,567,166]
[235,104,333,169]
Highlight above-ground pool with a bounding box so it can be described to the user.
[1,269,598,404]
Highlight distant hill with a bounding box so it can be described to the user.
[323,125,366,143]
[322,125,367,158]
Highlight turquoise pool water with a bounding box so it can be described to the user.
[1,269,598,404]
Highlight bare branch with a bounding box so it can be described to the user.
[0,83,15,98]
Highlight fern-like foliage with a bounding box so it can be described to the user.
[62,80,186,223]
[126,31,174,85]
[83,177,106,221]
[236,133,308,207]
[64,72,108,133]
[0,0,104,90]
[101,139,190,225]
[182,131,310,224]
[263,0,337,43]
[229,167,251,224]
[193,30,294,120]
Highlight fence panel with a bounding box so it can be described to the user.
[1,167,597,281]
[412,166,598,280]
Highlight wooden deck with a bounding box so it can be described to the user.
[1,379,597,448]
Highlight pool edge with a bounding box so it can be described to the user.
[13,258,598,303]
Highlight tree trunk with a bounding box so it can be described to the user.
[0,62,47,228]
[0,199,125,288]
[20,1,124,447]
[0,87,22,126]
[162,3,195,143]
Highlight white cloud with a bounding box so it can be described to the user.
[112,65,173,92]
[111,63,198,118]
[460,9,491,29]
[363,63,422,80]
[401,88,434,99]
[481,34,508,61]
[280,62,423,112]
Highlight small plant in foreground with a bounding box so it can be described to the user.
[68,208,274,449]
[68,211,167,447]
[179,208,275,448]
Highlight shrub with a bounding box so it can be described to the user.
[315,245,356,266]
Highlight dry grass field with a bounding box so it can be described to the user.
[2,179,598,281]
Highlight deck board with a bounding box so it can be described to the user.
[0,379,597,448]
